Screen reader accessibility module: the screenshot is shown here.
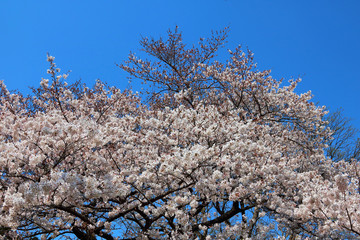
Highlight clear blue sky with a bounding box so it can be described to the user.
[1,0,359,129]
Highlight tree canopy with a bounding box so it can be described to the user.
[0,28,359,239]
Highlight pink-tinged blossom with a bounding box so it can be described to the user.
[47,55,55,62]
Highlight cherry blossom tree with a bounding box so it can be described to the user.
[0,28,359,239]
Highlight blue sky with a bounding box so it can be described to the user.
[1,0,359,129]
